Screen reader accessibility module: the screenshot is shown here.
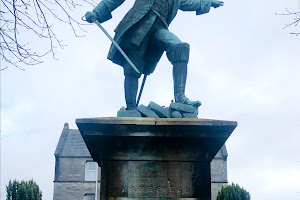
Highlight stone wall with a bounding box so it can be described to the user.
[54,157,99,182]
[211,183,227,200]
[211,156,228,200]
[53,182,100,200]
[53,157,100,200]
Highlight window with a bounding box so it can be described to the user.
[85,161,98,181]
[84,194,95,200]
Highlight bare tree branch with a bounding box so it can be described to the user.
[0,0,96,70]
[276,8,300,36]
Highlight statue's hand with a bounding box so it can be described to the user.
[211,0,224,8]
[85,11,98,23]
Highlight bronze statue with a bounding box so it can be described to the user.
[85,0,223,110]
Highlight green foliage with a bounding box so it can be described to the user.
[217,183,250,200]
[6,179,42,200]
[6,180,19,200]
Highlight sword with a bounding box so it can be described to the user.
[136,74,147,106]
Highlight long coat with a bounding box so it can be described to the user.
[93,0,212,74]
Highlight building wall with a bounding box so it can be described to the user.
[211,157,228,200]
[53,157,100,200]
[211,183,226,200]
[54,157,100,182]
[211,158,227,183]
[53,182,100,200]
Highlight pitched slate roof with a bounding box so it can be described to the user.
[54,123,91,157]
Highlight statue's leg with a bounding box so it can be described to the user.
[153,29,201,107]
[124,75,138,110]
[121,34,146,110]
[123,62,142,110]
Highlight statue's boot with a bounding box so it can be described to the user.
[167,43,201,108]
[124,75,138,110]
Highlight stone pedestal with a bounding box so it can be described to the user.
[76,117,237,200]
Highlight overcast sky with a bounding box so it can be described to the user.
[1,0,300,199]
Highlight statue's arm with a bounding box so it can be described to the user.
[179,0,211,14]
[88,0,125,23]
[180,0,223,15]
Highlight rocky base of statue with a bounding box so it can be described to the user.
[117,101,199,118]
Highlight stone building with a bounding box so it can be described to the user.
[53,123,228,200]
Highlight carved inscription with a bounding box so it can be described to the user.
[107,161,206,198]
[128,185,194,194]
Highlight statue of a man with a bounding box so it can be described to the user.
[85,0,223,110]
